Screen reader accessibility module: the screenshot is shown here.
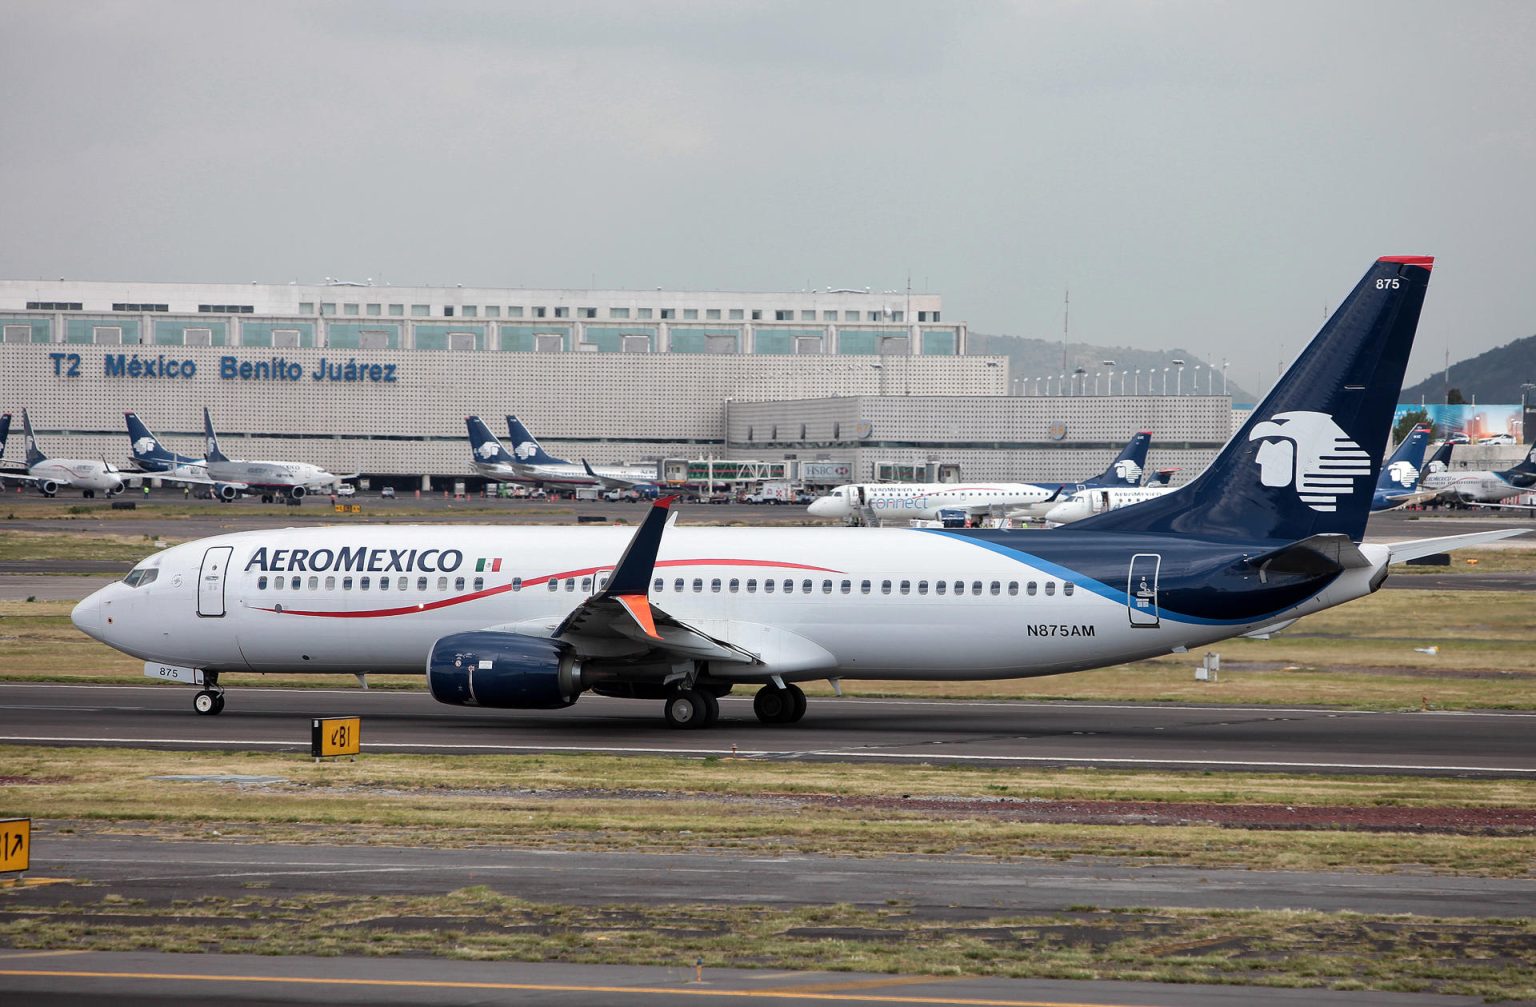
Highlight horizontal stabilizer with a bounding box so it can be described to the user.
[1385,528,1529,565]
[1249,533,1372,578]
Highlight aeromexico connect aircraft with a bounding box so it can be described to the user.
[0,410,127,497]
[467,415,657,490]
[806,431,1153,523]
[73,256,1523,725]
[1421,439,1536,507]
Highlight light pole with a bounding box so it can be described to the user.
[1101,359,1116,396]
[1173,358,1186,395]
[1073,367,1087,395]
[1222,360,1229,395]
[1093,372,1101,396]
[1120,369,1127,395]
[1162,367,1170,395]
[1059,373,1066,396]
[1134,368,1140,395]
[1192,364,1201,395]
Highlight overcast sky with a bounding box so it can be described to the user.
[2,1,1532,393]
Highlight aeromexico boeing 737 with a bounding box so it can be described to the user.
[807,431,1153,523]
[73,256,1521,726]
[138,409,353,502]
[0,410,127,497]
[467,415,656,490]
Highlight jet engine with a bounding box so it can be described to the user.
[36,479,58,497]
[427,631,582,709]
[214,483,240,502]
[288,485,307,500]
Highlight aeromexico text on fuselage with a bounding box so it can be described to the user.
[246,545,464,574]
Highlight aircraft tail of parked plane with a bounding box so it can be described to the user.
[467,415,518,467]
[1372,424,1434,511]
[22,409,47,467]
[201,408,231,464]
[1098,431,1152,487]
[0,412,10,462]
[505,415,569,466]
[126,412,203,471]
[1424,439,1453,474]
[1073,256,1432,543]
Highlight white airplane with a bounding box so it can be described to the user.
[809,432,1154,524]
[1040,484,1179,525]
[467,415,656,490]
[72,255,1520,728]
[191,408,352,503]
[0,410,127,498]
[1420,441,1536,506]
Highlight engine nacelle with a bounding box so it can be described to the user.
[36,479,58,496]
[288,484,306,500]
[214,483,240,502]
[427,631,582,709]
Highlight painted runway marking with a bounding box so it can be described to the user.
[0,968,1148,1006]
[0,734,1529,775]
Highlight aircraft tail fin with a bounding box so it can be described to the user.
[21,409,46,466]
[1377,424,1432,493]
[1072,256,1433,543]
[125,412,182,466]
[1505,442,1536,477]
[1424,439,1454,474]
[466,416,516,466]
[505,415,569,466]
[1092,431,1151,487]
[0,413,10,459]
[201,408,230,463]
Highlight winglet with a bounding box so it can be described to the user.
[582,459,599,478]
[599,495,679,598]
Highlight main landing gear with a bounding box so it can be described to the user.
[193,672,225,715]
[753,683,806,725]
[663,688,720,729]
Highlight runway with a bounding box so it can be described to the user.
[1,683,1531,777]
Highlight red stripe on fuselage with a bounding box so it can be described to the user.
[253,557,845,619]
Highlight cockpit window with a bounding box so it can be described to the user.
[122,567,159,588]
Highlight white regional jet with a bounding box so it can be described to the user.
[0,410,127,498]
[72,256,1522,727]
[1041,484,1178,525]
[1420,441,1536,506]
[198,408,352,503]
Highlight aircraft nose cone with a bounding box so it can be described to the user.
[72,590,105,642]
[806,497,842,518]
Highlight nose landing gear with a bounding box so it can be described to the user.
[192,672,225,715]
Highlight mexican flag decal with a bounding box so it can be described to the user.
[475,557,503,573]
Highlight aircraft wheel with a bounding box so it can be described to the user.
[664,690,708,729]
[83,490,95,499]
[786,683,807,723]
[193,690,219,715]
[753,684,796,725]
[698,690,720,726]
[211,695,226,715]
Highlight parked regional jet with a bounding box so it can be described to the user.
[0,410,126,497]
[1040,483,1178,525]
[1420,440,1536,505]
[806,433,1153,524]
[1371,424,1434,511]
[73,256,1520,727]
[122,411,220,488]
[194,409,352,502]
[467,415,655,490]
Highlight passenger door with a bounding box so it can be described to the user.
[1127,553,1160,628]
[198,546,234,618]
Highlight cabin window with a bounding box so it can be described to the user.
[581,577,592,593]
[1044,581,1056,596]
[802,579,813,593]
[437,577,447,591]
[693,578,704,592]
[917,580,929,595]
[308,576,319,591]
[548,579,559,591]
[935,580,947,595]
[746,578,758,593]
[273,576,284,591]
[342,577,352,590]
[506,576,517,591]
[1063,582,1075,597]
[782,579,794,594]
[1008,581,1019,596]
[822,579,833,594]
[358,576,369,590]
[653,578,664,592]
[1027,581,1037,596]
[380,577,391,591]
[565,578,575,591]
[711,578,722,592]
[990,581,1000,595]
[971,580,982,595]
[729,578,740,593]
[880,580,892,594]
[675,578,685,592]
[291,576,301,590]
[474,577,484,591]
[325,576,336,591]
[900,580,911,595]
[763,578,775,594]
[258,576,268,590]
[837,580,849,594]
[458,577,467,591]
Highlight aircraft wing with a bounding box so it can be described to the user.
[580,459,639,491]
[550,497,761,666]
[137,470,249,490]
[1377,488,1440,509]
[1466,500,1536,511]
[1383,528,1528,565]
[0,471,66,487]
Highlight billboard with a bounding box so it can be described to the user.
[1393,404,1523,443]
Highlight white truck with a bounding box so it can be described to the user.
[746,480,796,505]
